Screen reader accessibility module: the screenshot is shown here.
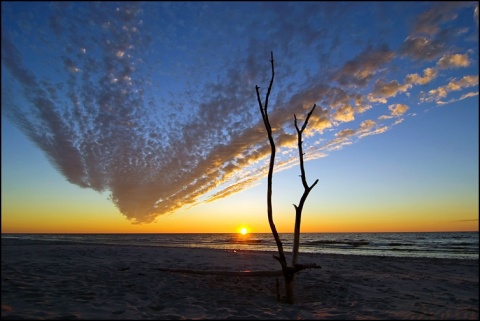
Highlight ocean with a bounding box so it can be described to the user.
[2,232,478,260]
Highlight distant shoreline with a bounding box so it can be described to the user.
[2,231,479,234]
[2,232,477,261]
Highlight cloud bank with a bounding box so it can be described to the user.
[1,2,478,223]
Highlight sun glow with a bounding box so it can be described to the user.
[239,227,248,235]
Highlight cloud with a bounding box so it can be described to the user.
[411,2,464,36]
[316,118,389,153]
[378,104,409,120]
[400,36,446,61]
[370,79,412,99]
[389,104,409,116]
[475,5,479,26]
[405,68,438,85]
[425,75,479,102]
[1,2,477,224]
[332,45,395,87]
[332,104,355,123]
[437,53,470,69]
[460,91,479,100]
[450,218,479,223]
[400,2,476,61]
[335,129,355,138]
[358,125,389,138]
[435,90,479,106]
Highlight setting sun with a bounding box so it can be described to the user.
[239,227,248,235]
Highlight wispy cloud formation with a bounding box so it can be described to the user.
[1,2,478,223]
[423,75,479,103]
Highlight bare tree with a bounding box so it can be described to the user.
[256,52,320,304]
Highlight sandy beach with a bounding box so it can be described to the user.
[1,238,478,320]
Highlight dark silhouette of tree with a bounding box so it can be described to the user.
[255,52,321,304]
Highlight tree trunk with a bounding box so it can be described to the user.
[256,51,320,305]
[283,267,296,304]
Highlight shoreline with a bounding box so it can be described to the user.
[3,232,478,262]
[2,238,478,319]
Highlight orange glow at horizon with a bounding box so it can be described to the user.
[1,195,478,234]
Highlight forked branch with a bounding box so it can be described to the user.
[292,104,319,266]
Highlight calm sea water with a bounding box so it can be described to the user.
[2,232,478,260]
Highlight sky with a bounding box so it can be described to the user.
[1,2,479,234]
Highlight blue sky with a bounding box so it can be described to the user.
[1,2,478,233]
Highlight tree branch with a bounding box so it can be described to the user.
[292,103,319,266]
